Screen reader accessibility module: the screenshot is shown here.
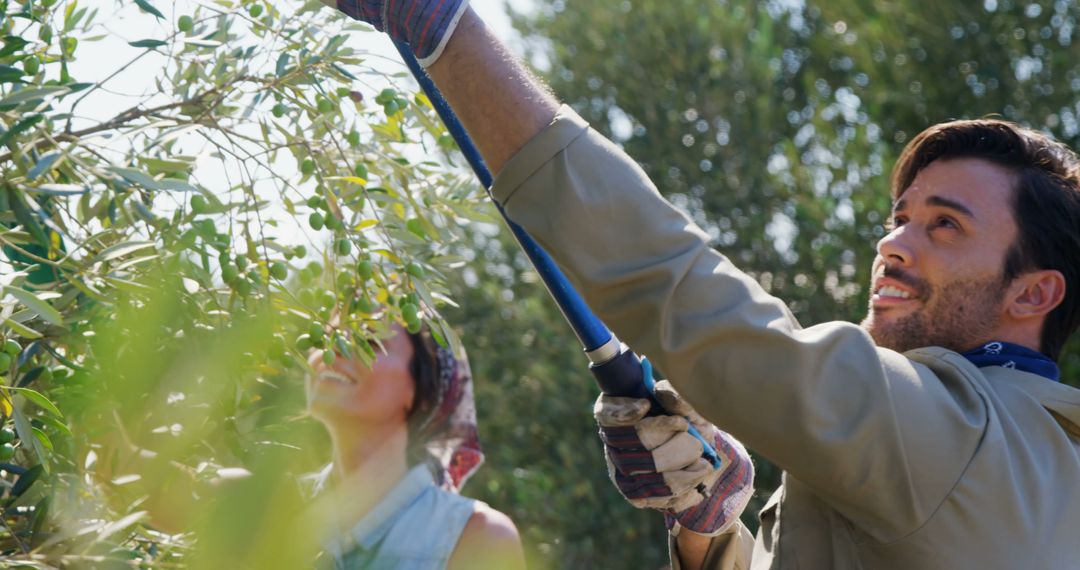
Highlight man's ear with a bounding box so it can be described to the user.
[1006,269,1066,320]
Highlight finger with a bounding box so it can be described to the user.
[635,414,690,449]
[653,380,699,417]
[594,394,651,427]
[654,380,715,435]
[651,431,706,472]
[662,458,716,497]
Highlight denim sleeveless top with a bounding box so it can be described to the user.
[315,464,477,570]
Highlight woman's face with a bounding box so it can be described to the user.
[306,323,417,427]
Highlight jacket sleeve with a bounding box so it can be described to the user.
[489,106,989,541]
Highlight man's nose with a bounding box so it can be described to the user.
[876,226,915,267]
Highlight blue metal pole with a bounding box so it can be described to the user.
[394,41,612,355]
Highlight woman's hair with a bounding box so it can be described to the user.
[404,326,442,466]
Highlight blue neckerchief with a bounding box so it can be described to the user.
[960,341,1060,382]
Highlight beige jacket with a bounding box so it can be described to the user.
[490,106,1080,570]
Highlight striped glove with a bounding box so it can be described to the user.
[594,380,754,536]
[322,0,470,67]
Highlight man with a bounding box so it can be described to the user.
[325,2,1080,568]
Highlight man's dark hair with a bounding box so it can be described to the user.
[891,119,1080,360]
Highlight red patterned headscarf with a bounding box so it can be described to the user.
[408,339,483,493]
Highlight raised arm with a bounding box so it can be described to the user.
[425,8,560,175]
[326,0,986,553]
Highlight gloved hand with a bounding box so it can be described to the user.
[321,0,470,66]
[595,380,754,536]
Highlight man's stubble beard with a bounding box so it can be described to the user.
[861,276,1009,354]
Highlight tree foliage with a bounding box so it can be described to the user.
[0,0,491,565]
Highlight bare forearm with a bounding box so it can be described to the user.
[425,8,560,175]
[675,530,712,570]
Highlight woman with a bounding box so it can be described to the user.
[306,323,525,569]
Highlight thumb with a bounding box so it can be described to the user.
[594,394,652,427]
[653,380,715,438]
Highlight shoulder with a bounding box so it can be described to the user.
[447,502,525,570]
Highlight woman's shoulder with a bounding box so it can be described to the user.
[447,502,525,570]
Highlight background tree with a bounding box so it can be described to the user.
[440,1,1080,568]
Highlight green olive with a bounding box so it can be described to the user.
[309,322,325,339]
[235,255,249,271]
[308,212,324,231]
[383,100,399,115]
[221,263,239,284]
[295,334,313,351]
[248,3,263,17]
[346,130,361,147]
[0,353,12,371]
[357,260,374,281]
[38,24,52,44]
[306,195,323,209]
[316,97,335,114]
[269,262,288,280]
[293,245,308,258]
[375,88,396,104]
[300,158,315,176]
[335,238,352,256]
[22,55,40,76]
[0,443,13,461]
[271,103,287,118]
[406,262,425,279]
[401,302,419,320]
[190,194,208,213]
[178,15,194,32]
[3,339,19,356]
[354,163,368,179]
[320,289,336,308]
[0,428,14,444]
[321,350,336,365]
[234,278,252,297]
[354,296,376,314]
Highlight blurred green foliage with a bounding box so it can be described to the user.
[442,1,1080,568]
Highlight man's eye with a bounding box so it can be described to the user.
[888,215,908,229]
[934,216,958,229]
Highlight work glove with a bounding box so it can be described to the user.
[321,0,470,67]
[595,380,754,536]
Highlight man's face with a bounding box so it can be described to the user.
[861,157,1020,353]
